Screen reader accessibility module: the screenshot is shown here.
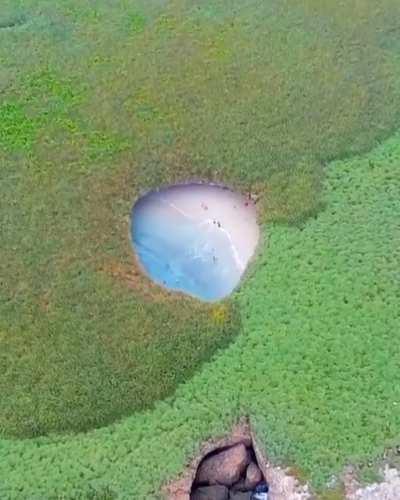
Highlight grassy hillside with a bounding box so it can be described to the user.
[2,0,400,439]
[1,0,400,497]
[1,130,399,498]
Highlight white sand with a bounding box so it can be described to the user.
[132,183,260,300]
[153,184,260,272]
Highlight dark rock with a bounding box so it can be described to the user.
[196,444,251,487]
[191,485,229,500]
[245,462,263,489]
[229,491,252,500]
[230,479,248,492]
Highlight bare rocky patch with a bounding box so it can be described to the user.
[163,420,312,500]
[163,422,400,499]
[344,465,400,500]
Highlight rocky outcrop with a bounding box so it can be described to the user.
[195,444,251,487]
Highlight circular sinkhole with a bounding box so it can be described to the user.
[131,183,260,302]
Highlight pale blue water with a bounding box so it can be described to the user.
[132,193,240,301]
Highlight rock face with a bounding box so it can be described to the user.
[196,444,251,487]
[185,424,274,500]
[245,462,263,489]
[229,491,252,500]
[191,485,229,500]
[166,420,313,500]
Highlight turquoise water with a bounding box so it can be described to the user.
[131,184,259,301]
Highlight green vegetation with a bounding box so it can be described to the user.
[1,133,399,498]
[1,0,400,497]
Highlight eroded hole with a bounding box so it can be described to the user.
[131,183,260,301]
[191,442,269,500]
[163,421,311,500]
